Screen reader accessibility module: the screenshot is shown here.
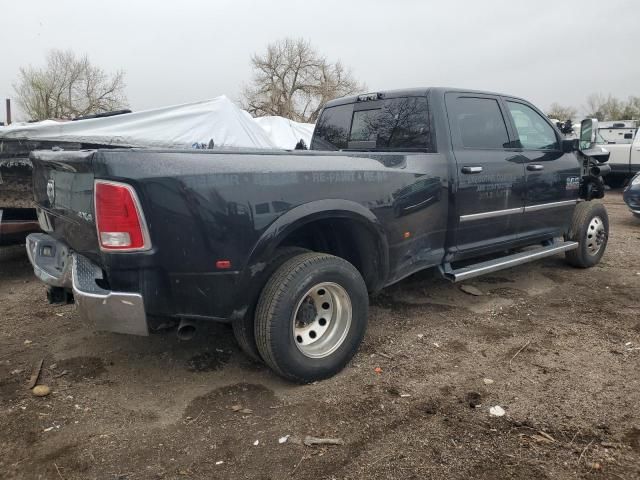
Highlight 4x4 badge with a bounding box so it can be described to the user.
[46,179,55,205]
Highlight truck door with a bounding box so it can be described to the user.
[445,93,525,252]
[502,99,579,240]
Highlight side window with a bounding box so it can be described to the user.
[506,101,559,150]
[312,105,352,150]
[350,97,433,150]
[448,97,510,149]
[313,97,434,152]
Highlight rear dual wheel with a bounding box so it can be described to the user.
[254,252,368,383]
[605,176,627,189]
[232,247,309,363]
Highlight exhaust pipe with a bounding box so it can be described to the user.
[177,318,197,341]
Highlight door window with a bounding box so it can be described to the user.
[448,97,510,149]
[506,101,559,150]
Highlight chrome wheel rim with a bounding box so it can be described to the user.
[292,282,352,359]
[586,216,606,256]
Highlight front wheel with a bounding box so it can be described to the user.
[605,175,627,189]
[565,202,609,268]
[254,252,368,383]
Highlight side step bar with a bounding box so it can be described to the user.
[439,241,579,283]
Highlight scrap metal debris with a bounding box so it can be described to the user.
[230,405,253,414]
[303,436,344,447]
[27,358,44,389]
[460,285,483,296]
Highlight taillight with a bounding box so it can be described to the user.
[95,180,150,251]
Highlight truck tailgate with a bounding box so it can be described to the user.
[31,150,100,259]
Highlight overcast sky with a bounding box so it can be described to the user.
[1,0,638,120]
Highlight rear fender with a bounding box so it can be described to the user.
[237,200,389,313]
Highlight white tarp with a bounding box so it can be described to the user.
[254,116,315,149]
[0,96,276,149]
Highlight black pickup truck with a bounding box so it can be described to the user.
[26,88,611,382]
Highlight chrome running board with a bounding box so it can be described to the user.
[439,241,579,283]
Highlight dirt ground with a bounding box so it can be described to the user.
[1,192,639,480]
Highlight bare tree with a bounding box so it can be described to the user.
[584,93,605,121]
[242,38,365,123]
[546,103,577,121]
[584,93,627,121]
[13,49,128,121]
[622,96,640,120]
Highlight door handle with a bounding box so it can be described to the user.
[461,166,483,174]
[527,164,544,171]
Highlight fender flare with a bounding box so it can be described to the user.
[242,199,389,290]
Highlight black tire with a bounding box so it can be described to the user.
[565,202,609,268]
[254,252,368,383]
[232,313,263,363]
[232,247,309,363]
[605,175,627,189]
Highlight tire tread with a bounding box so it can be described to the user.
[255,252,366,383]
[232,247,309,363]
[255,252,332,381]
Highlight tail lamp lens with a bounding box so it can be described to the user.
[95,181,149,250]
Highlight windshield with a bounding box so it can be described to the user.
[311,96,435,152]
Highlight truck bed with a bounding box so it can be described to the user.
[30,147,449,324]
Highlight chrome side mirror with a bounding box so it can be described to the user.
[578,118,610,166]
[579,118,598,151]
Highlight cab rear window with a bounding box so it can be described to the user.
[311,97,435,152]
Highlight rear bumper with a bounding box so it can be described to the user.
[26,233,149,336]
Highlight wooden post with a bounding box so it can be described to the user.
[5,98,11,125]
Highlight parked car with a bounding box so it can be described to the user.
[25,87,610,383]
[623,172,640,218]
[597,120,637,145]
[597,127,640,188]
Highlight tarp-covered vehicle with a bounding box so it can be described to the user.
[0,97,315,246]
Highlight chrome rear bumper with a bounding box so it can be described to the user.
[26,233,149,336]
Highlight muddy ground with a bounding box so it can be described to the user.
[1,192,639,480]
